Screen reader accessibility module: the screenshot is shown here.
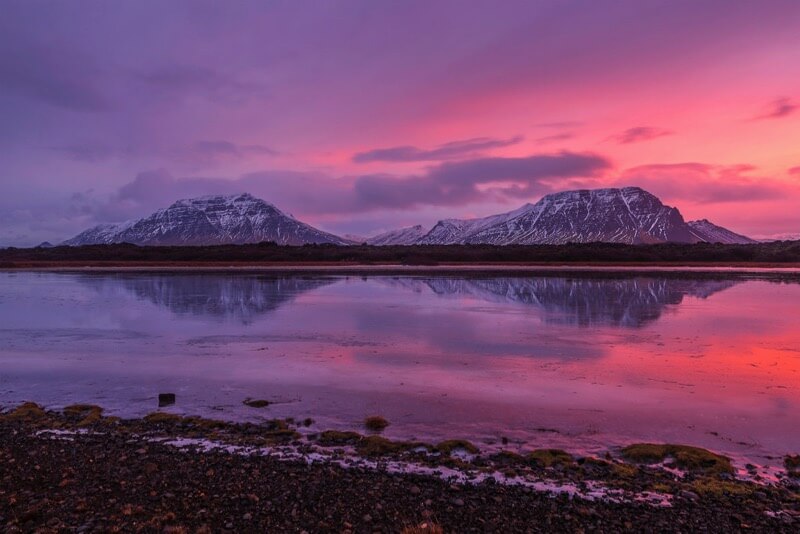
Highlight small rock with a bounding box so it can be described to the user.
[410,485,421,495]
[243,513,252,520]
[363,514,372,522]
[679,490,700,501]
[158,393,176,407]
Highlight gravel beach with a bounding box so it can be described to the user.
[1,405,798,533]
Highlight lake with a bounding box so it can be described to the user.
[1,270,798,470]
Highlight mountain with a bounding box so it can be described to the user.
[63,193,350,246]
[409,187,752,245]
[687,219,757,244]
[366,225,429,246]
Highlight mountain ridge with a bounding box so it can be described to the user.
[63,188,755,247]
[63,193,350,246]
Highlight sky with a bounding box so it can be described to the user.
[1,0,799,246]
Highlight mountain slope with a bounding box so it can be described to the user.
[63,193,349,246]
[687,219,757,244]
[366,225,428,246]
[417,187,701,245]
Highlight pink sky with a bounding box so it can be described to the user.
[0,0,799,245]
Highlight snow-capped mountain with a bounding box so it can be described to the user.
[366,225,429,246]
[63,193,350,246]
[411,187,752,245]
[687,219,756,244]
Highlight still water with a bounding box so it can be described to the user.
[1,271,798,467]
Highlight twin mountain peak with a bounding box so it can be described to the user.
[63,188,755,247]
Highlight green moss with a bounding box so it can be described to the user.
[181,416,227,430]
[489,450,525,466]
[317,430,364,446]
[435,439,479,455]
[64,404,104,426]
[3,402,47,421]
[265,419,290,431]
[580,457,639,480]
[364,415,390,432]
[528,449,574,468]
[144,412,182,424]
[690,478,753,496]
[621,443,733,475]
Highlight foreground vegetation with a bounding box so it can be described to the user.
[2,240,800,266]
[1,402,799,531]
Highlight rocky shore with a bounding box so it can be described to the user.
[1,403,798,532]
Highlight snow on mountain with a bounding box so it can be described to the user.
[687,219,756,244]
[63,193,350,246]
[366,225,429,246]
[418,187,699,245]
[752,232,800,242]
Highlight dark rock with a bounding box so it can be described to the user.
[158,393,176,407]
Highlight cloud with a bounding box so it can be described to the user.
[177,141,277,165]
[536,121,582,129]
[352,152,611,209]
[46,140,277,165]
[47,145,128,162]
[0,44,110,112]
[352,136,523,163]
[788,166,800,176]
[84,151,611,226]
[754,97,797,120]
[618,163,789,203]
[139,64,268,103]
[611,127,673,144]
[535,133,574,144]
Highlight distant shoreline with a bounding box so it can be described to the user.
[4,261,800,276]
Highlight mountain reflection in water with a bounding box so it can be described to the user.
[377,277,740,327]
[82,274,337,323]
[80,274,742,328]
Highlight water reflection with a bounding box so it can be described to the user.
[379,277,740,327]
[83,274,336,323]
[0,272,798,468]
[84,274,741,328]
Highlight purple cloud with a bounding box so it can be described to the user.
[353,152,610,209]
[0,44,110,112]
[619,163,789,203]
[612,127,673,144]
[88,151,611,224]
[535,133,574,144]
[754,97,797,120]
[47,145,128,162]
[139,64,269,104]
[353,136,523,163]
